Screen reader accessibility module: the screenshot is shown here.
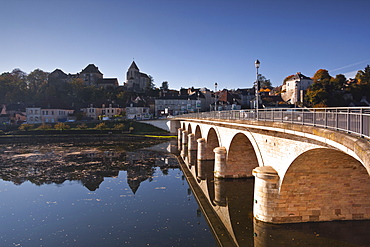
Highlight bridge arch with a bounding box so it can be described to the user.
[187,123,192,134]
[194,125,202,140]
[277,148,370,222]
[227,133,259,177]
[206,128,220,160]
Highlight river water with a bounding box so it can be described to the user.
[0,138,216,247]
[0,138,369,247]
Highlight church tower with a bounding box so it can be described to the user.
[125,61,150,92]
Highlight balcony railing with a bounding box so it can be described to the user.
[175,107,370,140]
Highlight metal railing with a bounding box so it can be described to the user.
[175,107,370,139]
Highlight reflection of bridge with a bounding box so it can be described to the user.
[178,152,370,247]
[164,108,370,225]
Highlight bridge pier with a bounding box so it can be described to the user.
[188,133,197,151]
[252,166,280,223]
[177,128,183,150]
[213,178,227,206]
[181,130,188,158]
[197,138,207,160]
[214,147,227,178]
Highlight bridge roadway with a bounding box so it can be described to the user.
[162,116,370,224]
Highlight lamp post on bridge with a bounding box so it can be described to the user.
[254,59,260,120]
[214,82,218,111]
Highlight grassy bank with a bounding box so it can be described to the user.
[0,120,177,143]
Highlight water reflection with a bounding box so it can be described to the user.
[0,139,217,247]
[180,151,370,247]
[0,139,178,193]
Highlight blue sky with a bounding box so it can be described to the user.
[1,0,369,90]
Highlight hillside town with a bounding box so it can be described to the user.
[0,62,369,126]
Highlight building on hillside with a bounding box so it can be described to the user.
[80,64,103,86]
[155,91,205,117]
[48,69,70,84]
[234,88,255,108]
[81,103,123,120]
[1,104,27,124]
[125,96,152,120]
[281,72,313,105]
[213,89,241,111]
[48,64,118,88]
[124,61,150,92]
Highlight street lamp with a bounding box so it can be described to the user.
[214,82,218,111]
[254,59,260,119]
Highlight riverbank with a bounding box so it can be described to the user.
[0,133,176,144]
[0,120,176,144]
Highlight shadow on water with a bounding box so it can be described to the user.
[178,147,370,247]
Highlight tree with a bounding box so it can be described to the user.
[0,69,28,104]
[350,65,370,101]
[355,65,370,84]
[145,75,155,91]
[312,69,331,83]
[160,81,169,91]
[27,69,49,94]
[258,74,272,88]
[305,69,334,107]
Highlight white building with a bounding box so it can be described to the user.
[155,93,205,117]
[281,72,313,104]
[26,107,74,124]
[26,107,42,124]
[41,109,74,123]
[82,104,122,120]
[126,106,151,120]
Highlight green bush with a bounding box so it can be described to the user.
[113,123,125,130]
[76,123,88,130]
[36,124,52,130]
[18,124,34,131]
[94,122,107,130]
[54,123,70,130]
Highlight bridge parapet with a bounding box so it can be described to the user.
[175,107,370,139]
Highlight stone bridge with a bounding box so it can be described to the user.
[169,117,370,224]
